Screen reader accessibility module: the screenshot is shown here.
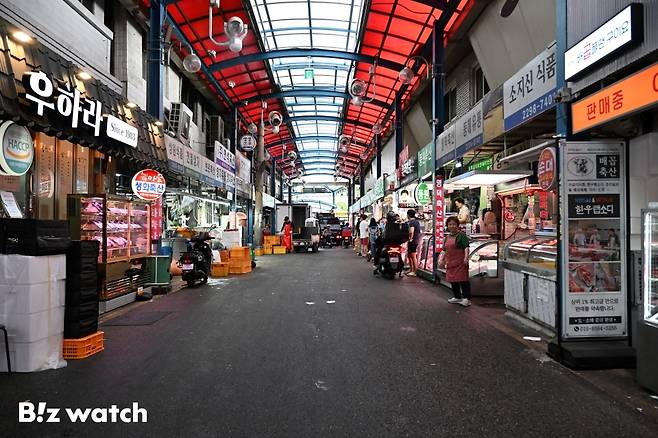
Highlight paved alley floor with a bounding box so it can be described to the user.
[1,248,657,437]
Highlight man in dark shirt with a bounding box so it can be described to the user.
[406,209,422,276]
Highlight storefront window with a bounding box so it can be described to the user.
[56,140,74,220]
[34,133,55,219]
[75,144,89,193]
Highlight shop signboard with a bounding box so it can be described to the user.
[571,60,658,134]
[22,71,139,147]
[0,121,33,176]
[537,147,557,191]
[565,3,643,81]
[398,184,417,208]
[106,115,138,148]
[165,136,185,173]
[399,152,417,188]
[434,176,445,253]
[414,182,431,206]
[560,140,627,340]
[214,140,236,174]
[240,135,256,152]
[503,42,557,132]
[235,152,251,183]
[417,142,433,179]
[131,169,166,201]
[436,123,456,167]
[467,157,493,172]
[183,147,202,179]
[373,176,385,200]
[455,100,483,156]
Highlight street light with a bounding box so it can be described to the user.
[398,56,430,85]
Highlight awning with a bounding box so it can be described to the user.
[0,20,168,172]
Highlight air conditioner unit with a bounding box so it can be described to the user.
[209,115,225,144]
[168,102,193,145]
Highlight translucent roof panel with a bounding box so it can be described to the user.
[251,0,366,174]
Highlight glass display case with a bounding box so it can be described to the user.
[642,210,658,326]
[503,233,558,279]
[418,235,434,272]
[468,238,499,278]
[68,194,152,302]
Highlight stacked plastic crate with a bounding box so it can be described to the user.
[64,241,100,339]
[228,247,252,274]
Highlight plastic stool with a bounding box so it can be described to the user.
[0,324,10,374]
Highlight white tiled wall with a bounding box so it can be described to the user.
[113,8,146,108]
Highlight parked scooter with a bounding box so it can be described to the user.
[179,231,213,287]
[374,245,404,280]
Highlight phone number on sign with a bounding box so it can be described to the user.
[521,94,555,121]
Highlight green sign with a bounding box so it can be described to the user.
[417,142,433,178]
[373,176,385,199]
[304,68,314,79]
[468,157,493,172]
[414,182,431,205]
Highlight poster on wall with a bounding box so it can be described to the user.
[435,176,444,254]
[560,140,627,340]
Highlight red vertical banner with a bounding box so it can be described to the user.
[150,197,163,241]
[435,176,444,253]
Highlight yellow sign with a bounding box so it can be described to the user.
[572,61,658,133]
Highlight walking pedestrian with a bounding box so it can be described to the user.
[406,209,422,276]
[359,214,369,257]
[368,217,378,261]
[281,216,293,253]
[439,216,471,307]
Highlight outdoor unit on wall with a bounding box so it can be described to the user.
[209,115,225,144]
[168,102,193,145]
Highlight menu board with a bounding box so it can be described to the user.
[561,140,627,339]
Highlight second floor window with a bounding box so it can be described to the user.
[472,66,490,103]
[444,88,457,122]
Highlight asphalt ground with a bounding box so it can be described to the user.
[1,247,657,437]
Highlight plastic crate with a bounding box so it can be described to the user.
[0,219,71,255]
[254,248,263,256]
[230,247,250,259]
[229,264,252,274]
[219,250,230,262]
[62,331,104,359]
[273,246,287,254]
[211,262,229,277]
[265,235,281,246]
[261,246,272,255]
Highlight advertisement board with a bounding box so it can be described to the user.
[560,140,627,339]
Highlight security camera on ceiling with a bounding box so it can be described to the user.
[208,2,249,53]
[269,111,282,127]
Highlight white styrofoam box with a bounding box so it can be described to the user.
[0,334,66,373]
[3,306,64,343]
[0,280,66,314]
[0,255,66,285]
[504,269,525,312]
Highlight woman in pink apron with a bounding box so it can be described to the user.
[439,216,471,307]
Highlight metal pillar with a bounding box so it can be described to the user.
[376,134,382,178]
[431,18,445,281]
[394,96,404,169]
[271,160,277,234]
[359,163,365,202]
[288,184,292,204]
[348,177,353,207]
[147,1,165,119]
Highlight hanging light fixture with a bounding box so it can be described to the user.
[349,63,377,106]
[372,123,382,135]
[398,56,431,85]
[208,1,249,53]
[183,52,202,73]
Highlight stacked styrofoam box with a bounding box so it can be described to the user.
[0,255,67,372]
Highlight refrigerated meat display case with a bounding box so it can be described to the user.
[68,195,151,308]
[638,209,658,394]
[502,232,558,331]
[437,235,502,296]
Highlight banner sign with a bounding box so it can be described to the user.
[455,100,483,156]
[436,123,456,167]
[214,140,236,173]
[434,176,445,253]
[165,135,234,189]
[504,42,557,131]
[561,140,627,339]
[235,152,251,183]
[399,152,418,188]
[373,176,385,200]
[565,3,643,80]
[131,169,166,201]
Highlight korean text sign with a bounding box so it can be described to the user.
[435,123,456,167]
[434,176,444,254]
[572,60,658,134]
[560,140,627,340]
[132,169,166,201]
[503,42,557,131]
[455,101,483,156]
